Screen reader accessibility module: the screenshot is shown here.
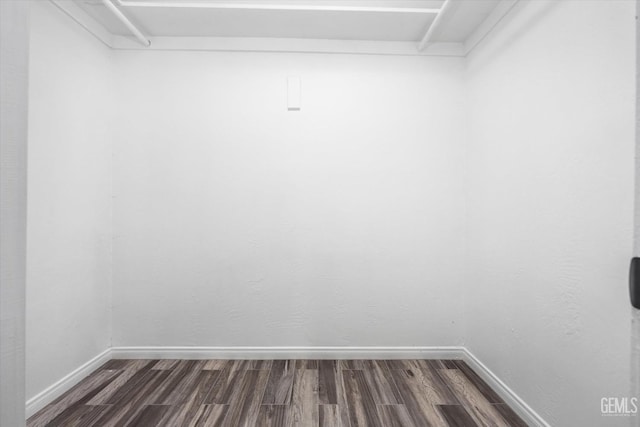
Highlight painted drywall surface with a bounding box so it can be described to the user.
[466,0,635,425]
[26,1,113,401]
[636,0,640,260]
[634,1,640,415]
[0,0,29,424]
[111,51,467,347]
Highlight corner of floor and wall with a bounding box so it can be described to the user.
[22,1,638,426]
[26,0,114,419]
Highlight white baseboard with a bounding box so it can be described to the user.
[25,348,112,418]
[26,345,549,427]
[110,345,466,360]
[461,348,550,427]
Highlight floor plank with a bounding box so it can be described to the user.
[126,405,172,425]
[452,360,504,403]
[492,403,529,427]
[257,405,289,426]
[389,369,448,426]
[440,369,510,427]
[202,360,229,370]
[39,404,111,427]
[189,404,229,427]
[288,367,319,426]
[104,367,163,405]
[340,360,378,370]
[392,360,459,404]
[153,359,181,370]
[72,405,113,427]
[99,360,129,371]
[87,360,154,405]
[437,404,479,427]
[27,370,121,427]
[203,365,247,404]
[161,361,207,405]
[342,370,384,427]
[147,360,201,404]
[377,404,416,427]
[318,360,339,405]
[163,370,223,425]
[262,360,295,405]
[220,369,270,426]
[232,360,273,370]
[295,359,319,369]
[93,370,172,426]
[361,360,403,405]
[334,364,354,427]
[319,404,343,427]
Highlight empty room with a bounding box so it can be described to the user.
[0,0,637,426]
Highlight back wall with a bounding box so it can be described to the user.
[111,51,467,347]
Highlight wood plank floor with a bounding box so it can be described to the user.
[28,359,528,427]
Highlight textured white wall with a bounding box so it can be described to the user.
[466,1,635,425]
[26,1,113,401]
[111,51,467,348]
[0,1,29,425]
[633,0,640,412]
[636,0,640,259]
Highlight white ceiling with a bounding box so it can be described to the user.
[72,0,500,41]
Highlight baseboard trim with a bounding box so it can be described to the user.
[110,345,466,360]
[461,348,550,427]
[25,348,112,418]
[26,345,549,427]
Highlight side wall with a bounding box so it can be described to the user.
[26,1,113,401]
[111,51,467,348]
[0,1,29,425]
[466,1,635,425]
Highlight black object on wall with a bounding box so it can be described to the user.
[630,258,640,309]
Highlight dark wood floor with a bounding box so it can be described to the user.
[28,359,528,427]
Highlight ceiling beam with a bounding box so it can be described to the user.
[463,0,521,56]
[102,0,151,46]
[116,1,441,14]
[111,35,465,57]
[49,0,114,48]
[417,0,453,51]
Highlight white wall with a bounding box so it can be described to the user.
[635,0,640,259]
[111,52,467,347]
[26,1,113,401]
[1,1,29,424]
[466,1,635,425]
